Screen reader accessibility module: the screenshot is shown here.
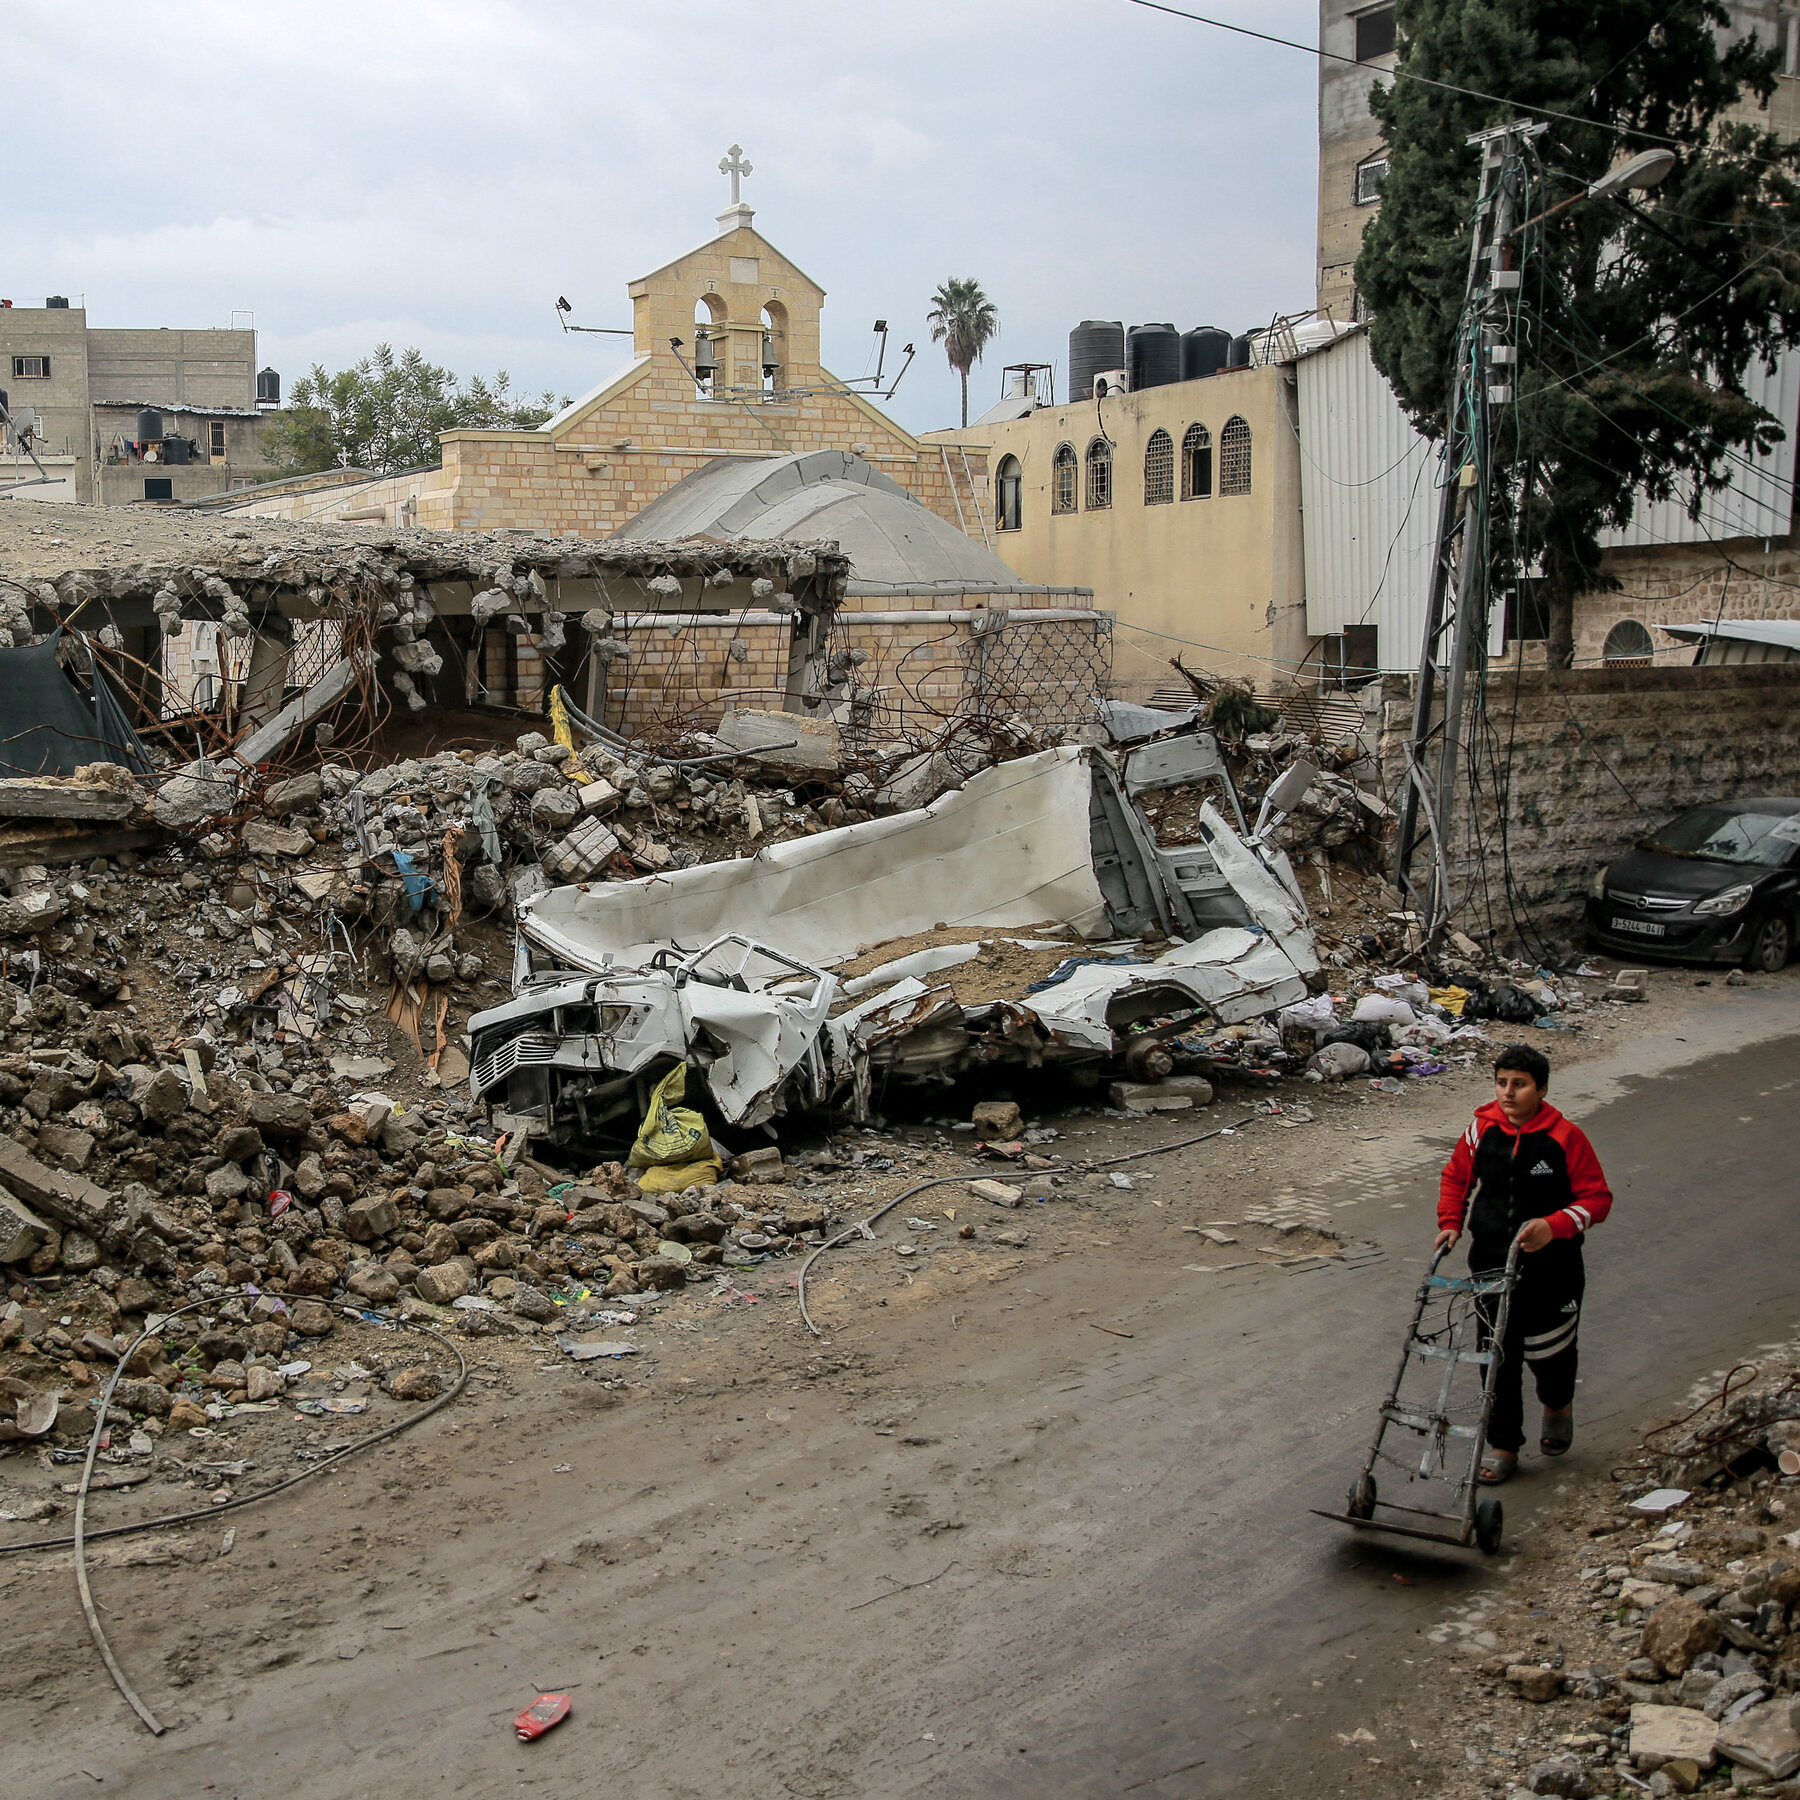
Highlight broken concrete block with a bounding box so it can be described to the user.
[0,1139,121,1250]
[262,772,323,815]
[1611,967,1649,1002]
[731,1146,786,1185]
[151,759,237,828]
[1641,1595,1723,1675]
[241,820,313,858]
[1629,1704,1718,1770]
[968,1178,1023,1208]
[1505,1664,1562,1703]
[531,785,580,828]
[414,1262,470,1306]
[1110,1082,1193,1114]
[542,815,620,883]
[971,1100,1025,1139]
[713,708,842,777]
[1714,1697,1800,1781]
[0,1190,49,1265]
[577,778,620,815]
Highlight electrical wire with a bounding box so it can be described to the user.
[1123,0,1800,166]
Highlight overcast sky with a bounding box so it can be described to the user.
[13,0,1321,436]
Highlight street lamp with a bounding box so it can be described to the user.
[1513,147,1679,234]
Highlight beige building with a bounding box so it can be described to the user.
[0,301,276,504]
[940,360,1311,696]
[229,194,988,539]
[1316,0,1800,318]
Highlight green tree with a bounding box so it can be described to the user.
[1356,3,1800,666]
[927,278,1000,428]
[261,345,564,478]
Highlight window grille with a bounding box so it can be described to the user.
[996,455,1023,530]
[1603,619,1655,667]
[209,420,227,457]
[12,355,50,379]
[1181,423,1212,500]
[1219,416,1252,495]
[1052,443,1077,515]
[1355,156,1389,205]
[1143,429,1173,505]
[1084,437,1112,510]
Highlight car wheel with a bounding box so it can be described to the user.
[1745,913,1792,974]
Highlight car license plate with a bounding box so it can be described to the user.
[1611,916,1664,937]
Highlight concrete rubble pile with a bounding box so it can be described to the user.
[1424,1340,1800,1800]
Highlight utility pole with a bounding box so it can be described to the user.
[1393,120,1542,941]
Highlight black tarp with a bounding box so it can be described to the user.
[0,632,151,778]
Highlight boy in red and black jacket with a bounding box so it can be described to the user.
[1437,1044,1613,1484]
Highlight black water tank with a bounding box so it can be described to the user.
[136,409,163,442]
[45,296,69,310]
[1069,320,1124,403]
[1182,326,1232,381]
[1128,323,1181,391]
[164,436,191,466]
[256,367,281,405]
[1227,334,1253,369]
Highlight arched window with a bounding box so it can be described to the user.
[995,455,1023,531]
[1051,444,1077,515]
[1085,437,1112,510]
[1144,429,1174,506]
[1181,423,1212,500]
[1603,619,1655,667]
[1219,416,1253,495]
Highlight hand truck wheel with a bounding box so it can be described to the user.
[1474,1494,1503,1555]
[1346,1473,1377,1521]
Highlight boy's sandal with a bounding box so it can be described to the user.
[1541,1411,1574,1457]
[1478,1449,1517,1485]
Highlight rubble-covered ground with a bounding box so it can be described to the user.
[1355,1336,1800,1800]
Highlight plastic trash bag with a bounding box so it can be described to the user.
[636,1154,723,1192]
[1309,1041,1372,1080]
[1278,994,1337,1032]
[1353,993,1418,1026]
[628,1064,711,1169]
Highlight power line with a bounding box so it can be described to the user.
[1123,0,1793,163]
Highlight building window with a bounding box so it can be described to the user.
[1355,156,1389,206]
[1602,619,1655,667]
[1181,424,1212,500]
[1781,11,1800,76]
[144,477,173,501]
[1353,5,1396,60]
[996,455,1023,531]
[1085,437,1112,510]
[12,355,50,379]
[1219,416,1253,495]
[1052,443,1077,515]
[1144,429,1174,506]
[209,420,227,458]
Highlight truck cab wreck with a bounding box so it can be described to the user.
[468,733,1319,1160]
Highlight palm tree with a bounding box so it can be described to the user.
[927,278,999,429]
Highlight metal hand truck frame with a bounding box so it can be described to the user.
[1313,1239,1523,1554]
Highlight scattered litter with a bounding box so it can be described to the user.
[514,1694,572,1742]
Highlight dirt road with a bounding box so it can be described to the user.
[6,982,1797,1799]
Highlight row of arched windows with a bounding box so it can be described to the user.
[1000,417,1253,527]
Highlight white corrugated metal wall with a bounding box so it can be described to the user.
[1296,331,1800,671]
[1297,330,1440,665]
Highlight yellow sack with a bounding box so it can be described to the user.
[1429,984,1470,1018]
[636,1155,723,1193]
[627,1063,711,1168]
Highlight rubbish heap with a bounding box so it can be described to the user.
[1415,1342,1800,1798]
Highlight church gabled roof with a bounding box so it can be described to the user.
[630,224,826,300]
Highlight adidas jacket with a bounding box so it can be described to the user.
[1438,1099,1613,1261]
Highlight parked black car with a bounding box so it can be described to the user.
[1585,797,1800,971]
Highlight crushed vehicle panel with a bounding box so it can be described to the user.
[479,736,1323,1151]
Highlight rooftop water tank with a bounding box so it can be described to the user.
[136,409,163,443]
[1182,327,1232,381]
[45,296,70,310]
[1227,334,1253,369]
[256,367,281,406]
[1128,323,1181,391]
[1069,320,1125,403]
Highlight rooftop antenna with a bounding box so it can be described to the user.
[554,297,632,337]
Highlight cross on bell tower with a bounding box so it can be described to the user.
[715,143,756,235]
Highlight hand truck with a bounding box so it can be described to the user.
[1313,1239,1523,1554]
